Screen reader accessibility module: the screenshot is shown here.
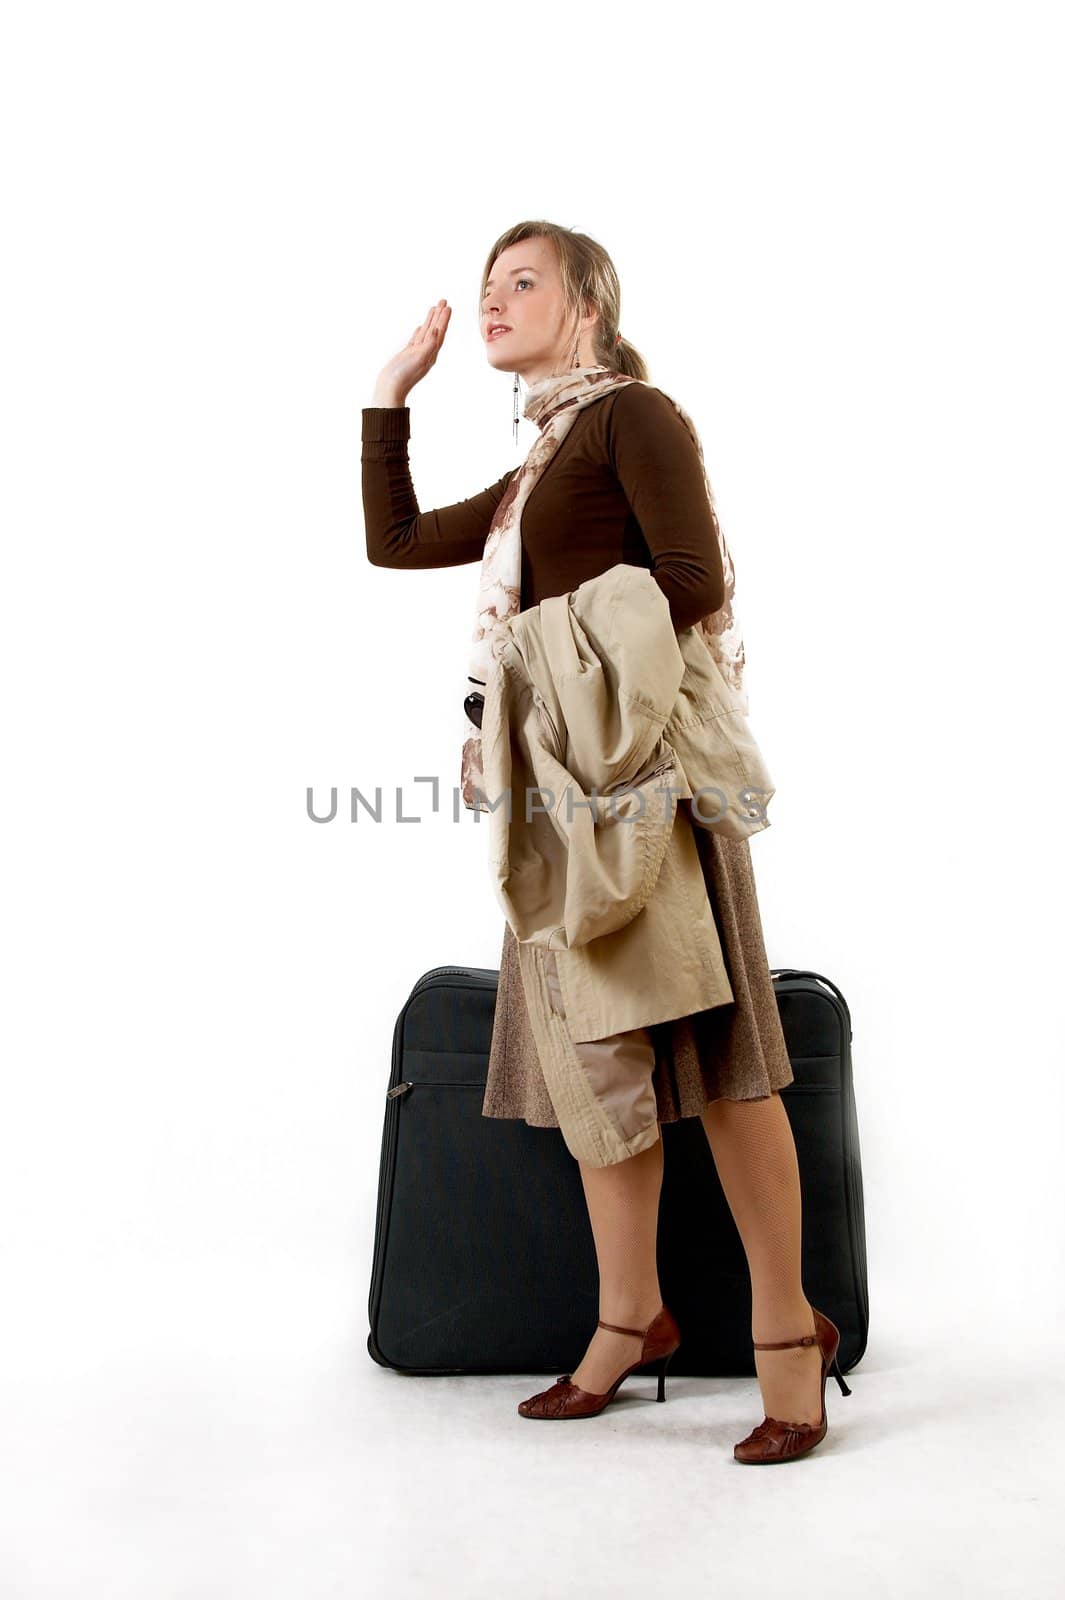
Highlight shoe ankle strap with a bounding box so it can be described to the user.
[752,1333,818,1349]
[598,1316,654,1337]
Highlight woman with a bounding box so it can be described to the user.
[362,221,849,1463]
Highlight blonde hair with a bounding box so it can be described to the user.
[478,220,649,381]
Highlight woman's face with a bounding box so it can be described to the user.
[481,236,598,383]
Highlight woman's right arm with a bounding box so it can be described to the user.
[362,296,513,569]
[362,403,514,569]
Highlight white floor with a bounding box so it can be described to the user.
[3,1259,1062,1599]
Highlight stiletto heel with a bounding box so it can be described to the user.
[732,1305,853,1464]
[652,1349,674,1403]
[830,1353,852,1396]
[517,1304,682,1420]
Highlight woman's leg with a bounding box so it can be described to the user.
[699,1091,823,1424]
[568,1135,667,1393]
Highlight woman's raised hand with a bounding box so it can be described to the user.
[372,300,451,406]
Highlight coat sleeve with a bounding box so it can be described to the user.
[362,407,515,570]
[606,384,726,631]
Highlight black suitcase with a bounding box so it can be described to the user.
[367,963,867,1380]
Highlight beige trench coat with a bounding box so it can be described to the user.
[476,562,777,1167]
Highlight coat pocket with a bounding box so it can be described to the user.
[531,687,563,763]
[605,744,679,802]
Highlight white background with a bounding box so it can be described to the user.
[2,2,1063,1595]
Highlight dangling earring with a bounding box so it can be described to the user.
[512,371,520,447]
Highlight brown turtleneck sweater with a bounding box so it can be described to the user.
[361,381,725,631]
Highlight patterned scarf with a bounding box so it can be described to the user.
[459,364,746,812]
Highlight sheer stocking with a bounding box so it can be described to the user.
[700,1092,822,1425]
[569,1136,665,1393]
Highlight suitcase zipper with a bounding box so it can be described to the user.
[370,965,502,1355]
[383,969,498,1102]
[387,1079,486,1096]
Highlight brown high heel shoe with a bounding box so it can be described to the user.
[732,1305,853,1464]
[517,1304,681,1420]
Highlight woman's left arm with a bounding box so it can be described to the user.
[608,383,726,631]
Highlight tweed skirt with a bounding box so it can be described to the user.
[481,801,794,1129]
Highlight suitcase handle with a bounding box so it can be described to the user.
[770,968,853,1041]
